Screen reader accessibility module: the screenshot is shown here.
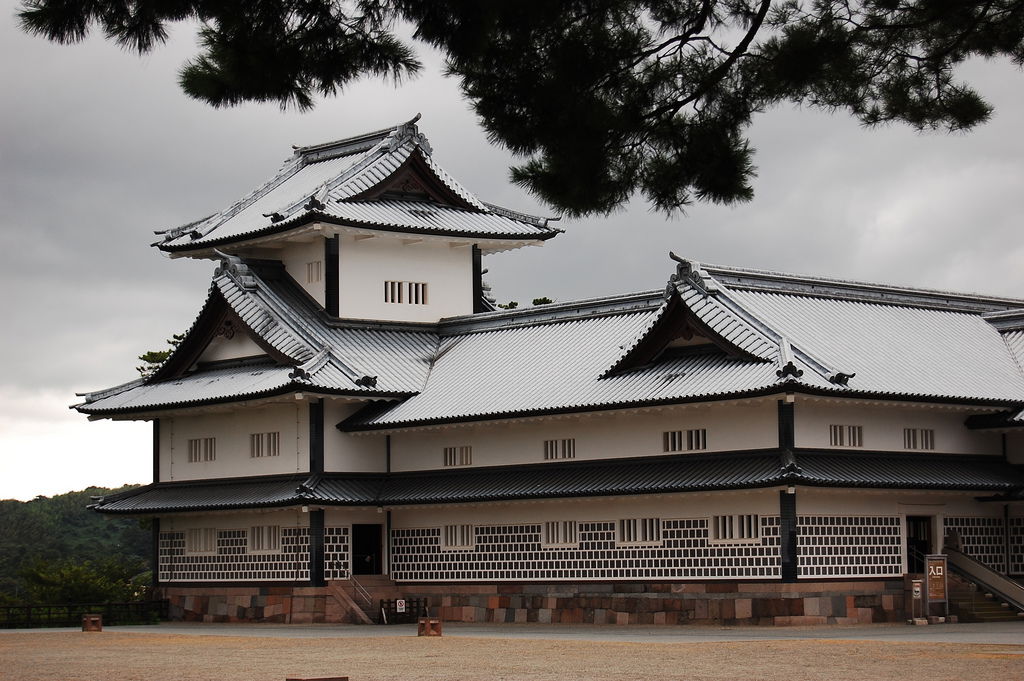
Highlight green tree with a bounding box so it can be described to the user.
[137,333,185,378]
[20,557,150,604]
[0,487,150,603]
[18,2,1024,215]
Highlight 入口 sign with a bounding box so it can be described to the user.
[926,555,947,603]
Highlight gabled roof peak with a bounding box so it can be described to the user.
[291,114,430,164]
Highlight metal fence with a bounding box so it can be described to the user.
[379,598,428,624]
[0,600,168,629]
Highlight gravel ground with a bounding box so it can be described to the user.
[1,632,1022,681]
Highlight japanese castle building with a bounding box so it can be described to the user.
[79,118,1024,625]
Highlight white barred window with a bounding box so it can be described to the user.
[250,525,281,553]
[384,281,428,304]
[618,517,661,545]
[443,446,472,467]
[542,520,578,547]
[250,432,280,458]
[187,437,216,463]
[185,528,217,554]
[306,260,322,283]
[829,425,863,447]
[543,438,576,460]
[711,514,760,542]
[903,428,935,450]
[442,524,474,550]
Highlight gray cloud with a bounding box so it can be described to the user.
[3,16,1024,498]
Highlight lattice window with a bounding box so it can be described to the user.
[306,260,322,284]
[324,526,351,580]
[543,438,576,460]
[945,516,1006,573]
[389,517,781,582]
[618,517,662,545]
[829,425,863,447]
[160,527,310,582]
[664,429,707,452]
[250,432,280,458]
[185,528,217,554]
[542,520,578,547]
[903,428,935,450]
[187,437,216,463]
[443,524,474,550]
[384,281,428,304]
[797,515,902,578]
[443,446,472,467]
[250,525,281,553]
[710,514,760,543]
[1010,517,1024,576]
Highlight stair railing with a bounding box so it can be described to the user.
[346,571,374,611]
[945,547,1024,613]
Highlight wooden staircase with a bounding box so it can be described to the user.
[326,575,404,624]
[948,574,1024,623]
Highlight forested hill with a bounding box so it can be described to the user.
[0,486,149,602]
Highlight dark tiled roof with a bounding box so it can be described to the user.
[792,452,1024,491]
[92,450,1024,514]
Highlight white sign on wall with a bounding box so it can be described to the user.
[397,599,406,613]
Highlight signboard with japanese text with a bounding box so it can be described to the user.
[926,554,948,603]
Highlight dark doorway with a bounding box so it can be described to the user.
[352,524,383,575]
[907,516,932,573]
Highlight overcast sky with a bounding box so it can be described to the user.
[3,13,1024,500]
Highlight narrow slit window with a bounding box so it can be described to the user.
[829,425,863,447]
[185,528,217,554]
[542,520,578,547]
[250,525,280,553]
[711,514,760,542]
[384,281,427,304]
[618,518,662,545]
[543,438,575,460]
[904,428,935,450]
[443,445,473,467]
[306,260,322,284]
[442,524,474,549]
[250,432,280,458]
[187,437,216,463]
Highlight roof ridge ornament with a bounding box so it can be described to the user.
[388,113,432,155]
[776,337,804,379]
[667,252,720,298]
[213,250,257,290]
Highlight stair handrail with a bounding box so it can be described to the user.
[945,547,1024,613]
[346,571,374,611]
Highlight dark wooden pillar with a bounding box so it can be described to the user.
[310,509,326,587]
[325,235,339,316]
[309,399,325,475]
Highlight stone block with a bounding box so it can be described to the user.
[654,611,666,625]
[706,582,738,594]
[720,598,735,621]
[487,596,500,609]
[537,609,551,624]
[492,608,505,623]
[694,599,708,620]
[735,598,752,619]
[515,608,528,623]
[616,612,629,625]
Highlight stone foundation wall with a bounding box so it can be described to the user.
[403,580,907,626]
[160,579,906,625]
[160,586,349,624]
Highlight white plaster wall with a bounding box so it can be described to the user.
[160,403,309,481]
[795,399,1001,455]
[280,238,328,307]
[389,489,778,529]
[337,235,473,322]
[323,400,387,472]
[389,400,777,472]
[196,332,266,364]
[160,508,311,532]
